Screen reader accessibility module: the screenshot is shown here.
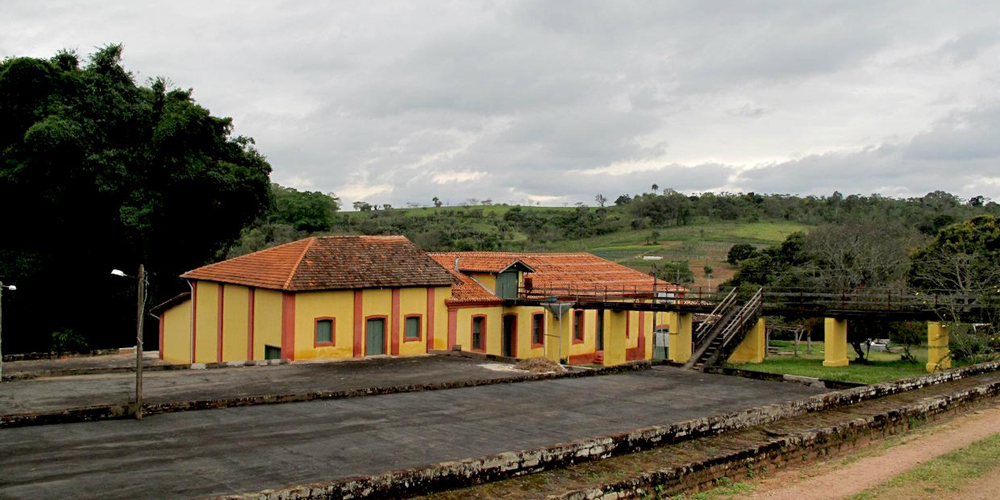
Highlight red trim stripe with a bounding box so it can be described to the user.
[353,290,363,358]
[281,293,295,361]
[158,314,164,360]
[217,284,225,363]
[391,289,401,356]
[447,307,457,349]
[426,288,435,353]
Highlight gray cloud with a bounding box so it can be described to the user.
[2,0,1000,207]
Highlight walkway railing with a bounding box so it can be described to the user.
[693,287,737,346]
[516,284,989,318]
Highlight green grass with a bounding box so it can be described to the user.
[669,476,756,499]
[850,432,1000,499]
[732,340,932,385]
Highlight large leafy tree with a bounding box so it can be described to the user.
[908,215,1000,324]
[0,45,271,352]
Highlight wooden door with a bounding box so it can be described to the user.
[366,318,385,355]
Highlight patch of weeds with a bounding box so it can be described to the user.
[849,432,1000,499]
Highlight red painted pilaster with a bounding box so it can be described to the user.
[353,290,363,358]
[158,315,164,360]
[281,293,295,361]
[391,289,401,356]
[426,288,435,353]
[638,311,645,351]
[247,288,255,361]
[217,284,225,363]
[448,307,458,349]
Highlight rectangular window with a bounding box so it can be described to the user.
[264,345,281,360]
[574,310,585,342]
[315,318,334,346]
[532,313,544,347]
[472,316,486,351]
[405,316,421,340]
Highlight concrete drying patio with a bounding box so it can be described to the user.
[0,366,824,499]
[0,355,534,416]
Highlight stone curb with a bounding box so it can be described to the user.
[554,378,1000,499]
[208,360,1000,500]
[704,365,864,390]
[0,361,652,428]
[1,358,292,381]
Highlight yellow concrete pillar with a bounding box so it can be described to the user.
[823,318,849,367]
[604,310,627,366]
[926,321,951,372]
[545,311,573,363]
[669,312,693,363]
[728,317,766,364]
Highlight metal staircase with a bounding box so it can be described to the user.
[684,288,763,371]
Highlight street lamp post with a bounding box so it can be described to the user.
[112,265,146,420]
[0,281,17,381]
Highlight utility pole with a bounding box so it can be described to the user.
[135,264,145,420]
[0,281,15,381]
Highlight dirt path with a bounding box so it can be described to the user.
[952,464,1000,500]
[739,405,1000,500]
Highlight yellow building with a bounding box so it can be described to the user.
[156,236,677,366]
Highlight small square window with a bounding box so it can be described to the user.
[316,319,333,345]
[405,316,421,340]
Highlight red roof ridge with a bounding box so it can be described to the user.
[283,236,317,290]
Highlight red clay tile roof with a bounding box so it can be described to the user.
[181,236,458,291]
[428,254,504,306]
[430,252,684,304]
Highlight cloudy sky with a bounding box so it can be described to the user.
[3,1,1000,207]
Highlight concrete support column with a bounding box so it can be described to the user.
[926,321,951,372]
[545,312,572,363]
[669,312,693,363]
[823,318,849,367]
[728,317,766,364]
[605,310,628,366]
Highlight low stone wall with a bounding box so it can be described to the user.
[212,360,1000,500]
[704,366,863,390]
[556,378,1000,499]
[2,348,123,362]
[0,360,651,428]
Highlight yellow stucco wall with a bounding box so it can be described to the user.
[292,290,354,360]
[194,281,220,363]
[161,300,191,364]
[605,310,627,366]
[455,306,502,354]
[626,311,639,349]
[669,312,693,363]
[253,289,283,360]
[470,273,496,291]
[399,287,429,356]
[728,317,766,364]
[221,285,250,362]
[568,309,596,356]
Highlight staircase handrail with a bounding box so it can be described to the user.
[718,288,763,348]
[693,287,738,344]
